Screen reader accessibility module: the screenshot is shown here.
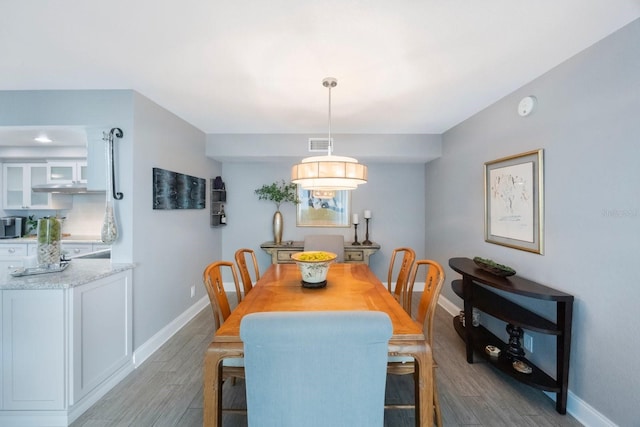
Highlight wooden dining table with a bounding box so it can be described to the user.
[203,262,433,427]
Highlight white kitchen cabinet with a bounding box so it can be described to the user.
[86,128,106,192]
[0,268,133,424]
[72,272,132,403]
[93,243,110,252]
[47,160,88,184]
[61,242,93,258]
[0,243,27,272]
[2,289,66,410]
[2,163,72,210]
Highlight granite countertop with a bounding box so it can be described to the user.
[3,235,104,244]
[0,259,134,290]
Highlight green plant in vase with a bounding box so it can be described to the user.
[255,180,299,244]
[25,214,38,236]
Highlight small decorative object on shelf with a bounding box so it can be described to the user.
[220,205,227,224]
[513,360,533,374]
[473,256,516,277]
[352,213,361,245]
[363,210,372,245]
[485,345,501,358]
[505,323,525,359]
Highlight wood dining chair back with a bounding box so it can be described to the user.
[387,247,416,310]
[234,248,260,296]
[201,260,245,405]
[387,259,445,426]
[240,311,393,427]
[202,261,242,330]
[304,234,345,262]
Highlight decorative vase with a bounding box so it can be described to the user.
[273,210,283,244]
[101,200,118,244]
[101,131,118,244]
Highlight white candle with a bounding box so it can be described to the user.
[364,210,371,219]
[352,213,359,224]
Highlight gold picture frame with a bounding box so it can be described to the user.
[484,149,544,254]
[296,187,351,227]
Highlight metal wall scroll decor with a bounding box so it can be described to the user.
[152,167,206,210]
[101,128,124,244]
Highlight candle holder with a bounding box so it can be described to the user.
[352,223,361,245]
[363,218,372,245]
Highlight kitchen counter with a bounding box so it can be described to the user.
[0,258,134,290]
[1,259,134,425]
[7,234,103,244]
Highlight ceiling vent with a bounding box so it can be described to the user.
[308,137,333,153]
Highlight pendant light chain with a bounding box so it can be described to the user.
[324,78,337,156]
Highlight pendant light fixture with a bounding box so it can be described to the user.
[291,77,368,191]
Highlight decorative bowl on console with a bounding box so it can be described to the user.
[473,256,516,277]
[290,251,337,288]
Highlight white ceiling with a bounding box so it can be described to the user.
[1,1,639,135]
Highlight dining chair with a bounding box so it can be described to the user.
[303,234,345,262]
[234,248,260,296]
[386,259,445,426]
[387,247,416,311]
[201,261,245,401]
[240,311,393,427]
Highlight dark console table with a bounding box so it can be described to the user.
[448,257,574,414]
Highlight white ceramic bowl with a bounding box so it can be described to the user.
[290,251,337,284]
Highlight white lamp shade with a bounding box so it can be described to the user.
[291,155,368,190]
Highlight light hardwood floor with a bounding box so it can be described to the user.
[71,296,583,426]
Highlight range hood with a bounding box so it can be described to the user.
[32,183,105,194]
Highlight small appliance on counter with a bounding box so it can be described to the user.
[0,216,26,239]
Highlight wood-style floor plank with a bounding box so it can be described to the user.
[72,295,583,427]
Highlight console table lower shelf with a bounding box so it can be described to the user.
[452,317,560,391]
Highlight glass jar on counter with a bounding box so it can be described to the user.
[37,217,62,268]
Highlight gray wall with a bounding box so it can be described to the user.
[220,161,426,280]
[426,19,640,425]
[130,93,221,347]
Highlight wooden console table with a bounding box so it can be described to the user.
[448,257,574,414]
[260,241,380,266]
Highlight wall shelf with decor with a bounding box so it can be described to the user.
[448,257,573,414]
[210,177,227,227]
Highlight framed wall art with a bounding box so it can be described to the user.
[296,187,351,227]
[484,149,544,254]
[152,167,206,210]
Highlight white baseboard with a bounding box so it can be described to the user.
[438,295,616,427]
[133,295,209,367]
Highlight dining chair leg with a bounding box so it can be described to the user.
[433,367,443,427]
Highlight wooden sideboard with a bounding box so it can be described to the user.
[260,241,380,266]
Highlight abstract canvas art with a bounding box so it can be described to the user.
[153,167,206,210]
